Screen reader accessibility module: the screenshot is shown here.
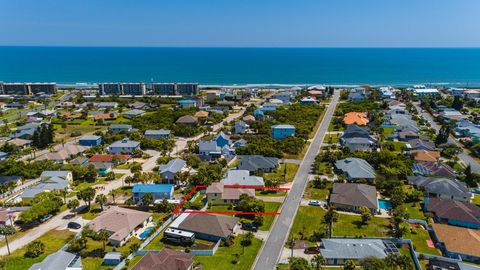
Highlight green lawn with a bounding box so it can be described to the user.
[53,123,104,142]
[332,214,390,238]
[127,255,144,269]
[405,201,426,220]
[0,230,75,270]
[255,190,287,197]
[194,236,262,270]
[392,141,407,152]
[207,205,233,212]
[78,203,104,220]
[259,202,281,231]
[291,206,326,239]
[81,235,143,270]
[473,194,480,205]
[264,163,299,182]
[404,226,440,255]
[324,134,340,143]
[382,127,395,137]
[303,183,331,200]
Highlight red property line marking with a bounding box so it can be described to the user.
[172,185,290,215]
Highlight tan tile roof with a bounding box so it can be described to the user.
[432,223,480,257]
[87,206,151,242]
[94,113,117,120]
[194,111,209,118]
[412,150,441,162]
[343,112,369,125]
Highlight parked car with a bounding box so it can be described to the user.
[67,222,81,229]
[308,200,321,206]
[241,223,258,232]
[40,214,53,223]
[304,246,320,254]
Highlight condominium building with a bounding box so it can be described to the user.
[176,83,199,96]
[122,83,146,95]
[1,82,57,95]
[152,83,176,95]
[99,83,122,95]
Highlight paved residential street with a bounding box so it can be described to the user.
[413,102,480,173]
[253,91,340,270]
[0,107,248,255]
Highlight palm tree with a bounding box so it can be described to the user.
[323,206,339,237]
[95,194,107,211]
[311,254,326,270]
[96,229,110,251]
[109,190,117,204]
[0,225,16,255]
[343,259,356,270]
[141,193,154,206]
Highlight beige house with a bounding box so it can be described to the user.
[87,206,152,246]
[206,182,254,205]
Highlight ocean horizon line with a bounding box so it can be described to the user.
[2,45,480,49]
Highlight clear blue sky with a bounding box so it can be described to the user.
[1,0,479,47]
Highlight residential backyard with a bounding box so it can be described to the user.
[264,163,299,182]
[1,229,75,270]
[332,213,390,238]
[194,237,262,270]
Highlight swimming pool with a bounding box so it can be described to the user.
[139,227,154,239]
[378,199,392,210]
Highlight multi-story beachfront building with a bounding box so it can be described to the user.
[99,83,122,95]
[152,83,176,95]
[29,83,57,95]
[122,83,146,95]
[176,83,199,95]
[99,82,146,95]
[0,82,57,95]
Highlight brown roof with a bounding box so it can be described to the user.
[242,115,256,122]
[94,113,117,120]
[176,115,198,124]
[176,213,239,239]
[8,138,31,147]
[427,198,480,224]
[60,112,82,119]
[330,183,378,209]
[412,150,441,162]
[132,249,193,270]
[432,223,480,257]
[88,206,151,242]
[88,154,131,162]
[343,112,369,126]
[194,111,209,118]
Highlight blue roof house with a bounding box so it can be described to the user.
[215,132,231,148]
[107,139,141,154]
[79,135,102,146]
[271,124,295,139]
[254,109,265,120]
[177,100,197,108]
[132,184,174,205]
[158,158,187,184]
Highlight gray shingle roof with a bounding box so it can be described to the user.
[330,183,378,209]
[237,155,279,172]
[159,158,186,174]
[109,138,140,148]
[407,176,471,199]
[335,158,376,179]
[29,249,82,270]
[320,238,389,259]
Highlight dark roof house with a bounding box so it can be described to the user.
[131,249,193,270]
[330,183,378,212]
[407,176,472,202]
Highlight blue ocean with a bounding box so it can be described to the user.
[1,47,480,86]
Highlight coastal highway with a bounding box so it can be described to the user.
[253,90,340,270]
[413,102,480,174]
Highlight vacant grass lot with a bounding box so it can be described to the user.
[404,226,440,255]
[259,202,282,231]
[1,229,75,270]
[194,237,262,270]
[332,214,390,238]
[264,163,299,182]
